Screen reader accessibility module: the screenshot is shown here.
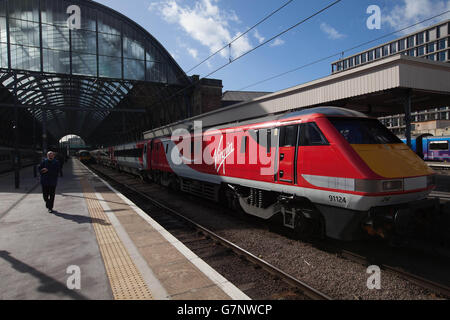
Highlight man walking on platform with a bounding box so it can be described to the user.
[39,151,60,213]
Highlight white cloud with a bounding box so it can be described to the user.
[269,38,285,47]
[254,29,265,44]
[187,48,198,59]
[151,0,252,59]
[384,0,450,33]
[320,22,345,40]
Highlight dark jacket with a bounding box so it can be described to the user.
[39,159,60,186]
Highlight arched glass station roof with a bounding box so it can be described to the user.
[0,0,191,146]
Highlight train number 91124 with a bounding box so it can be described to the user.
[329,195,347,204]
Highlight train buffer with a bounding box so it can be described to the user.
[0,159,249,300]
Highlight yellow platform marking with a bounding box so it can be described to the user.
[80,177,153,300]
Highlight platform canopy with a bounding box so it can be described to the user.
[144,55,450,139]
[0,0,192,148]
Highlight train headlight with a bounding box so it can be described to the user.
[355,179,404,193]
[382,180,403,191]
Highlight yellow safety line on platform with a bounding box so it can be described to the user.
[80,176,153,300]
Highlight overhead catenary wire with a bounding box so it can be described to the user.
[238,9,450,91]
[201,0,343,80]
[185,0,296,74]
[151,0,343,113]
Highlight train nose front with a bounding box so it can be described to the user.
[351,143,435,181]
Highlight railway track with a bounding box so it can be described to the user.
[88,164,331,301]
[88,163,450,300]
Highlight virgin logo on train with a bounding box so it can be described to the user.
[213,136,235,174]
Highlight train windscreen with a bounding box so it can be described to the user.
[329,118,402,145]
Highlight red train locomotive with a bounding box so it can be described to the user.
[92,107,436,241]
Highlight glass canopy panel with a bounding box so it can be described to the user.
[1,0,188,84]
[98,32,121,57]
[72,53,96,76]
[123,27,144,60]
[43,48,70,73]
[147,61,167,83]
[72,29,96,55]
[124,58,145,80]
[8,0,39,22]
[0,0,190,142]
[10,44,40,71]
[9,18,40,46]
[76,3,96,32]
[98,10,121,35]
[42,24,70,50]
[0,16,6,42]
[0,42,7,68]
[99,55,121,78]
[41,0,72,27]
[0,2,5,17]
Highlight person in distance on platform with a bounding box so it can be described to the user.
[39,151,61,213]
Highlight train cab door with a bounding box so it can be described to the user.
[152,140,159,168]
[277,125,299,184]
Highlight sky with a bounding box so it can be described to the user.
[95,0,450,93]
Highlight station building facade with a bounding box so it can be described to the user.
[331,19,450,136]
[0,0,225,148]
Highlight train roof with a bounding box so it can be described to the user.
[279,107,368,120]
[142,106,373,141]
[209,107,369,132]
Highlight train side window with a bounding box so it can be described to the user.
[429,141,449,151]
[240,136,248,153]
[300,123,328,146]
[279,125,297,147]
[257,129,271,152]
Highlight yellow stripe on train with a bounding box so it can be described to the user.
[351,144,434,179]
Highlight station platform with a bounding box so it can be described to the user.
[0,159,249,300]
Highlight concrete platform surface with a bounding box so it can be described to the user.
[0,159,249,300]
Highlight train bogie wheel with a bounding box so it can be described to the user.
[168,176,180,192]
[294,213,315,240]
